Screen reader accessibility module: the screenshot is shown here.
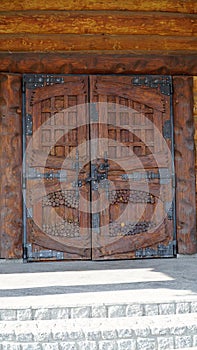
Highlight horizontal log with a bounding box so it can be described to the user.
[0,12,196,36]
[0,34,196,52]
[0,0,196,13]
[0,53,196,75]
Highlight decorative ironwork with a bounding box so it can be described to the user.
[132,76,172,96]
[90,103,99,121]
[135,240,176,258]
[23,74,65,89]
[109,221,155,237]
[121,168,171,185]
[163,120,172,139]
[85,158,109,191]
[26,168,67,182]
[92,213,100,233]
[42,190,79,209]
[25,114,33,135]
[165,202,173,220]
[26,207,33,218]
[26,243,64,260]
[109,189,155,205]
[43,219,80,238]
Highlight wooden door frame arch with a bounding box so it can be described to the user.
[0,52,196,257]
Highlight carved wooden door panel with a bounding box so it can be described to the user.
[24,75,91,260]
[89,76,175,259]
[23,74,175,261]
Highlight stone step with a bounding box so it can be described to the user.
[0,300,197,321]
[0,313,197,349]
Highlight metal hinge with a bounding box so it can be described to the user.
[163,120,172,139]
[26,207,33,218]
[25,243,64,261]
[135,240,176,258]
[25,114,33,135]
[165,202,173,220]
[23,74,65,89]
[121,168,171,185]
[90,103,99,122]
[165,201,174,220]
[26,167,67,182]
[92,213,100,233]
[132,76,172,96]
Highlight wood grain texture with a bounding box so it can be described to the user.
[194,77,197,214]
[194,77,197,117]
[90,75,174,259]
[0,74,22,258]
[0,34,196,52]
[0,53,196,75]
[0,12,196,36]
[0,0,196,13]
[25,75,91,260]
[173,76,197,254]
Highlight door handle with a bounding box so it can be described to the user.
[79,159,109,189]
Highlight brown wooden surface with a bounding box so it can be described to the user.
[0,73,196,258]
[0,53,196,75]
[1,34,196,53]
[24,74,175,260]
[89,75,174,259]
[0,0,196,13]
[173,76,197,254]
[25,75,91,260]
[193,77,197,218]
[0,74,22,258]
[1,12,196,36]
[0,1,196,54]
[194,77,197,118]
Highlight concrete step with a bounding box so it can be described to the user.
[0,313,197,349]
[0,300,197,321]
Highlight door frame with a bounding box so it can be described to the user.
[21,73,177,261]
[0,53,196,258]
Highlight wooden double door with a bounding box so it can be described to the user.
[23,74,175,261]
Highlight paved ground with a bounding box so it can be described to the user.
[0,256,197,308]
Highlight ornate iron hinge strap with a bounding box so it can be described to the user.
[121,168,171,185]
[25,244,64,261]
[132,76,173,96]
[135,240,176,258]
[23,74,65,89]
[163,120,172,139]
[26,167,67,182]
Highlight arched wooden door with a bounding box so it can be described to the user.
[23,74,175,261]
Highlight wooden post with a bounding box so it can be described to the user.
[173,76,197,254]
[0,74,22,258]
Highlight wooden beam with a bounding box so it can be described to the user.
[0,34,196,52]
[0,0,196,13]
[0,53,196,75]
[173,76,197,254]
[0,12,196,36]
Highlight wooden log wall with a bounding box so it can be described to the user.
[0,0,196,53]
